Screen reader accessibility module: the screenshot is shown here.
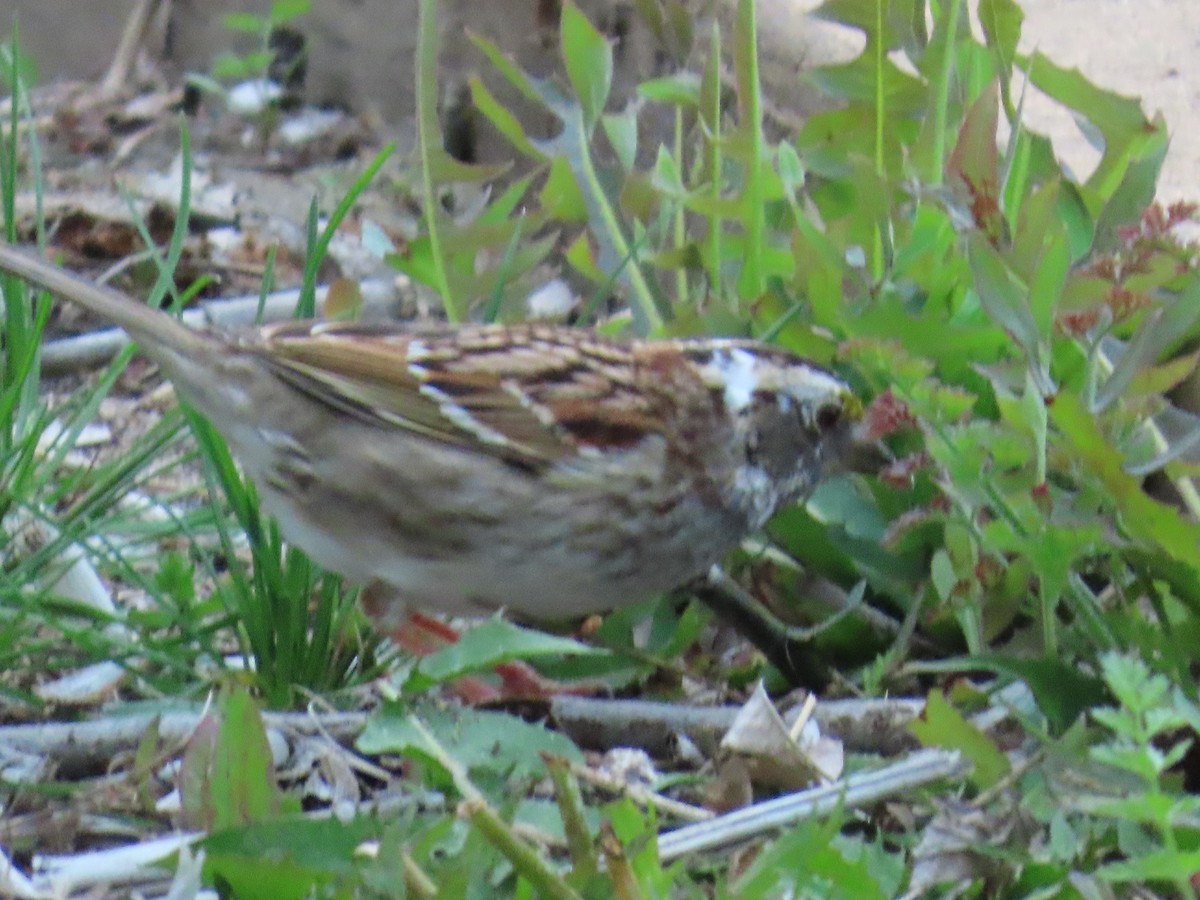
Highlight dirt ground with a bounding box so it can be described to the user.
[1016,0,1200,208]
[0,0,1195,205]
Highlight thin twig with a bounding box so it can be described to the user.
[657,748,967,861]
[551,694,927,758]
[567,758,713,823]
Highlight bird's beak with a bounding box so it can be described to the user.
[842,418,895,475]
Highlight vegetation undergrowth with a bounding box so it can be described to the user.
[387,0,1200,892]
[1,0,1199,895]
[0,42,386,707]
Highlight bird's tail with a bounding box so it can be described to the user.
[0,243,214,361]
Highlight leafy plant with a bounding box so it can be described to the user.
[0,43,223,701]
[211,0,311,87]
[390,0,1200,888]
[5,0,1200,894]
[407,0,1200,700]
[191,145,396,707]
[186,0,312,137]
[1081,653,1200,893]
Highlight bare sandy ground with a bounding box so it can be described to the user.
[1018,0,1200,207]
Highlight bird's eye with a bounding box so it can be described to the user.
[815,402,842,431]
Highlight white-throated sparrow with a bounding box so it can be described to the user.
[0,243,863,625]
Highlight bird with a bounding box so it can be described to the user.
[0,243,863,637]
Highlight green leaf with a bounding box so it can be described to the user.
[978,0,1023,63]
[651,145,685,196]
[415,0,458,319]
[946,82,1005,243]
[179,687,284,831]
[1094,297,1200,414]
[968,235,1053,394]
[637,72,701,107]
[357,706,582,785]
[811,0,922,49]
[540,156,588,221]
[1055,180,1095,258]
[469,76,545,161]
[403,618,608,692]
[735,817,890,899]
[730,0,766,299]
[970,654,1109,733]
[909,690,1010,789]
[212,51,263,82]
[222,12,264,33]
[808,57,926,113]
[1092,117,1170,251]
[478,174,536,225]
[468,30,546,107]
[808,475,889,543]
[601,107,639,172]
[268,0,311,26]
[1097,849,1200,885]
[1053,392,1200,580]
[930,549,957,603]
[1020,50,1166,215]
[202,816,382,900]
[560,1,612,129]
[565,231,604,282]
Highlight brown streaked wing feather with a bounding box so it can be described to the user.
[249,321,675,463]
[247,323,573,465]
[259,341,479,443]
[252,320,474,444]
[438,326,672,452]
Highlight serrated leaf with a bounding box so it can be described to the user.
[734,817,889,899]
[1021,51,1149,156]
[1021,50,1167,230]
